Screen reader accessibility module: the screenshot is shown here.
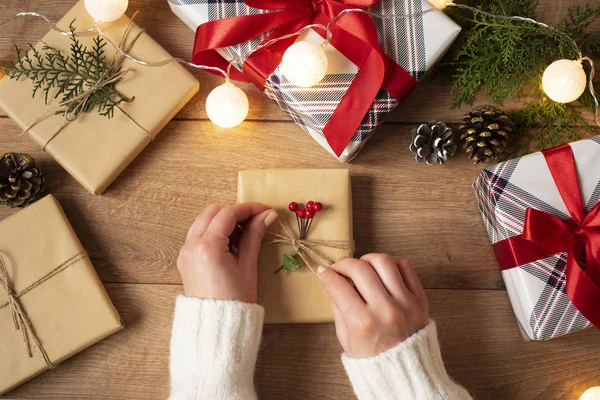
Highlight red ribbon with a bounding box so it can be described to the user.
[192,0,417,157]
[493,144,600,329]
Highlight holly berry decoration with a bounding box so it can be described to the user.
[274,200,324,274]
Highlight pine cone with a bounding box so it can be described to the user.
[459,105,514,164]
[409,121,456,165]
[0,153,45,208]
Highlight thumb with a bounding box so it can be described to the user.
[238,209,278,268]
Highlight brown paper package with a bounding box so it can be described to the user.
[0,1,199,195]
[238,169,354,324]
[0,195,123,395]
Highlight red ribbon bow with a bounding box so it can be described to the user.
[493,144,600,329]
[192,0,416,156]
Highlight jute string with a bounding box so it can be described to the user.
[19,12,152,151]
[264,219,354,274]
[0,251,88,368]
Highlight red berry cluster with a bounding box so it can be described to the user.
[288,201,323,239]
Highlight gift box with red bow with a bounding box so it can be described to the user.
[168,0,461,162]
[474,138,600,340]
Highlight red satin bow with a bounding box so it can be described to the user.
[493,144,600,329]
[192,0,416,156]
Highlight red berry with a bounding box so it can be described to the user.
[305,209,315,219]
[296,209,306,218]
[313,202,323,212]
[288,202,298,212]
[306,201,315,210]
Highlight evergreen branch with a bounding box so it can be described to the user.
[510,98,592,156]
[0,21,130,120]
[443,0,600,156]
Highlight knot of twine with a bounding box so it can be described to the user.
[0,251,88,368]
[264,219,354,274]
[20,12,152,150]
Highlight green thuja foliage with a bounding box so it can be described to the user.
[444,0,600,154]
[0,21,131,119]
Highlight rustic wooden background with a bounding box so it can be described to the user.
[1,0,599,399]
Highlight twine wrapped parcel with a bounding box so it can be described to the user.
[0,251,87,368]
[18,13,153,151]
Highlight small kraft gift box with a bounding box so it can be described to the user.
[0,1,199,195]
[0,195,123,395]
[474,138,600,341]
[169,0,461,162]
[238,169,353,323]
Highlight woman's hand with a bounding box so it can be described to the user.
[177,202,278,303]
[317,254,429,358]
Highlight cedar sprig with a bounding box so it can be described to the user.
[0,21,131,119]
[443,1,600,155]
[510,98,589,155]
[447,0,583,107]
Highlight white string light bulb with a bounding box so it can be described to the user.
[580,387,600,400]
[429,0,454,10]
[280,41,328,87]
[84,0,129,23]
[542,59,587,103]
[205,81,249,128]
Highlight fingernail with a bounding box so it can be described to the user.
[317,266,327,274]
[264,211,278,227]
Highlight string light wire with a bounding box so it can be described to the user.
[1,7,441,82]
[0,3,597,124]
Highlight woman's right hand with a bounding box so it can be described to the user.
[317,254,429,358]
[177,202,278,303]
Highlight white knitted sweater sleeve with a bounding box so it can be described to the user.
[169,297,469,400]
[169,295,264,400]
[342,321,472,400]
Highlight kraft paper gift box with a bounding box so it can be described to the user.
[0,1,199,195]
[0,195,123,395]
[238,169,353,323]
[169,0,461,162]
[473,138,600,341]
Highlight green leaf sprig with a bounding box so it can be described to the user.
[273,253,301,274]
[0,20,132,120]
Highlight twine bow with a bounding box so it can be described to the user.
[265,219,354,273]
[20,12,153,150]
[0,251,88,367]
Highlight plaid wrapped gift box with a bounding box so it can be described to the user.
[473,137,600,341]
[168,0,461,162]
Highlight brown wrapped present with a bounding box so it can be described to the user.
[0,1,199,195]
[238,169,354,323]
[0,195,123,395]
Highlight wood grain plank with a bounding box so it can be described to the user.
[0,118,501,289]
[2,284,599,400]
[0,0,597,123]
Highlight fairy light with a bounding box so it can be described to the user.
[580,387,600,400]
[84,0,129,23]
[542,59,587,103]
[429,0,453,10]
[205,81,249,128]
[281,41,329,87]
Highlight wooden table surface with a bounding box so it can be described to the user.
[1,0,599,399]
